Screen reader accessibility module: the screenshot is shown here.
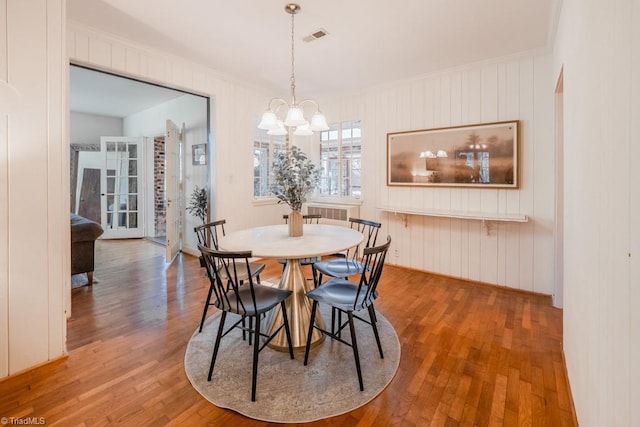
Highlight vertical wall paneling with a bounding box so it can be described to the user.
[88,36,111,68]
[111,44,126,73]
[495,60,509,286]
[518,57,535,292]
[0,0,9,378]
[504,61,522,288]
[8,0,51,371]
[125,48,140,76]
[46,0,67,358]
[146,56,166,83]
[449,73,463,278]
[630,2,640,424]
[74,32,89,62]
[4,0,66,374]
[324,53,554,294]
[479,66,499,284]
[554,1,638,425]
[363,91,378,225]
[532,55,555,294]
[409,80,425,270]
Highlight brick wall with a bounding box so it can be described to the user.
[154,136,166,236]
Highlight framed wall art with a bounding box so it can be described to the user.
[387,120,519,188]
[192,143,207,166]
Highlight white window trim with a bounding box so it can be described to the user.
[252,197,279,206]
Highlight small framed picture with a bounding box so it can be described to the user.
[192,144,206,166]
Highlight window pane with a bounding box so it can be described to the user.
[253,131,285,198]
[319,120,362,197]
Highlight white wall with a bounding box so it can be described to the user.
[0,0,67,376]
[70,111,122,144]
[321,53,555,294]
[123,94,208,249]
[553,0,639,425]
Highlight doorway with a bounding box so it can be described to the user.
[554,68,564,308]
[69,65,209,257]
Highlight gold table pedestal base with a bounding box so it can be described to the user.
[266,259,325,351]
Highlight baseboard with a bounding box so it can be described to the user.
[0,353,69,385]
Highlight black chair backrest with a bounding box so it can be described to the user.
[346,217,381,260]
[198,244,257,315]
[353,235,391,310]
[194,219,226,250]
[282,214,321,224]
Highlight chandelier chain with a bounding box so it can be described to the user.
[290,10,296,105]
[257,4,328,136]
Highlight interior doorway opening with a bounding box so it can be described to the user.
[554,68,564,308]
[69,64,210,258]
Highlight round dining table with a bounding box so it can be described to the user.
[218,223,364,351]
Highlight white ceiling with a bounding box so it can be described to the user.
[68,0,558,112]
[69,66,187,117]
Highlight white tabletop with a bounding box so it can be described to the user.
[218,224,363,259]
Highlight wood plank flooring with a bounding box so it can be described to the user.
[0,239,577,426]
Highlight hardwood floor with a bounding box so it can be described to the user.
[0,239,577,426]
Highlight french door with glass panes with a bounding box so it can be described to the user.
[100,136,145,238]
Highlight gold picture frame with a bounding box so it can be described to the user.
[387,120,519,188]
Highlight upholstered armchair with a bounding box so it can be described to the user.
[70,213,103,285]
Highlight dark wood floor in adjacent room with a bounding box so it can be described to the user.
[0,239,576,426]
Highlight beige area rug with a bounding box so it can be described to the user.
[184,304,401,423]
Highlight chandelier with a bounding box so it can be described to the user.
[258,3,329,136]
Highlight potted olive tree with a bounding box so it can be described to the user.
[186,185,208,224]
[271,145,320,237]
[187,185,208,267]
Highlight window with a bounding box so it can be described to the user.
[319,120,361,198]
[253,129,285,198]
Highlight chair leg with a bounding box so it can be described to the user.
[334,308,343,338]
[371,303,378,323]
[368,305,384,359]
[347,311,364,391]
[207,311,227,381]
[331,307,336,336]
[251,314,261,401]
[199,283,215,333]
[311,266,319,288]
[280,301,294,359]
[304,301,319,365]
[235,280,248,342]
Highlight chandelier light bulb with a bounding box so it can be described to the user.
[258,110,279,130]
[284,106,306,126]
[267,120,288,136]
[293,123,313,136]
[309,112,329,131]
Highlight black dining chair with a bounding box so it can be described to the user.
[312,217,381,282]
[198,244,294,402]
[303,235,391,391]
[278,213,322,271]
[312,217,381,334]
[194,219,265,333]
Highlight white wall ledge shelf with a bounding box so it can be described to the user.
[377,206,528,233]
